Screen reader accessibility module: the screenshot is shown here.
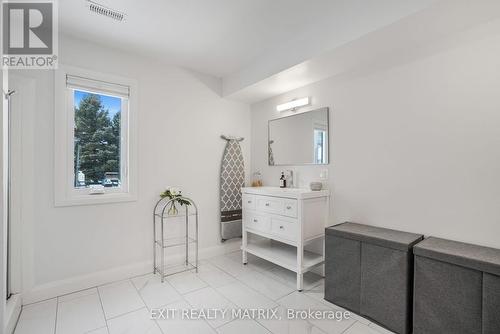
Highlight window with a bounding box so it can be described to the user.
[55,66,137,206]
[72,88,123,190]
[314,126,327,164]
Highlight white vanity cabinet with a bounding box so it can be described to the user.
[241,187,330,291]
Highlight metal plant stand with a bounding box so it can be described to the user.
[153,196,198,282]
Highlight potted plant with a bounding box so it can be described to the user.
[160,187,191,215]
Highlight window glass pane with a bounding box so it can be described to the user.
[73,90,122,189]
[314,129,326,164]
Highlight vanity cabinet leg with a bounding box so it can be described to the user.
[297,273,303,291]
[297,242,304,291]
[242,229,248,264]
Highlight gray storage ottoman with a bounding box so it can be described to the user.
[413,237,500,334]
[325,222,423,334]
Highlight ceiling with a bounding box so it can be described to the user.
[60,0,441,100]
[227,0,500,102]
[60,0,334,76]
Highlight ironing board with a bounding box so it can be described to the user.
[220,136,245,241]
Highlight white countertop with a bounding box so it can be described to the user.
[241,186,330,199]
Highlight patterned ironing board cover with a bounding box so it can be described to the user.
[220,140,245,240]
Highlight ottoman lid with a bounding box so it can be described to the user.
[326,222,424,251]
[414,237,500,276]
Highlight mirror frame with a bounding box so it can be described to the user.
[268,107,330,166]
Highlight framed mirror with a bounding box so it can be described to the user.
[268,107,329,166]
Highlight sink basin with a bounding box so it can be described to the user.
[255,186,304,192]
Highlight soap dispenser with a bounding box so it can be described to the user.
[279,172,286,188]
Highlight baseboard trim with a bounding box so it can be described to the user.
[22,239,241,305]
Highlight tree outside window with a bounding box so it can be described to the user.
[73,90,122,188]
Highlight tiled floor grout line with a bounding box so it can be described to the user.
[83,327,107,334]
[214,316,238,330]
[224,250,281,274]
[22,295,58,308]
[95,285,111,334]
[195,256,289,332]
[131,274,184,311]
[245,255,325,292]
[22,272,154,308]
[262,269,322,291]
[181,274,244,331]
[205,256,334,333]
[103,305,147,322]
[161,281,216,332]
[210,253,354,334]
[53,297,59,334]
[206,255,328,312]
[206,256,293,303]
[135,272,218,333]
[129,280,151,312]
[254,317,274,334]
[11,305,22,334]
[129,277,166,334]
[341,320,358,333]
[161,271,197,296]
[180,268,254,332]
[55,287,97,302]
[212,265,285,301]
[178,281,210,296]
[308,278,325,291]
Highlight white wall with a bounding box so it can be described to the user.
[251,19,500,249]
[12,36,251,303]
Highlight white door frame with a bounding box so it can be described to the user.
[1,67,9,333]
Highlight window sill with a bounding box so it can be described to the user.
[54,192,137,207]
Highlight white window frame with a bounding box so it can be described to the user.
[55,65,137,206]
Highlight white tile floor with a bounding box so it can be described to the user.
[14,251,395,334]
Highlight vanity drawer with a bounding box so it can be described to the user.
[283,200,298,218]
[271,217,297,242]
[242,194,256,210]
[256,196,284,215]
[245,214,271,233]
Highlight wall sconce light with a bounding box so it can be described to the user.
[276,97,310,112]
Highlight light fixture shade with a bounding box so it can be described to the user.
[276,97,310,112]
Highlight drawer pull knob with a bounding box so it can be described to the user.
[286,206,292,209]
[253,219,258,223]
[248,201,252,203]
[265,203,270,207]
[279,225,284,229]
